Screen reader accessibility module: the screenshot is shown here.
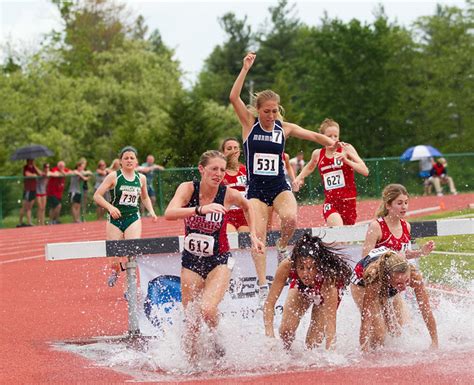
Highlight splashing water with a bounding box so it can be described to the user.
[55,270,474,381]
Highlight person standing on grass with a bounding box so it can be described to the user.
[46,160,72,225]
[94,146,157,288]
[229,52,335,307]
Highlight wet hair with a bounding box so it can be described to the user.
[119,146,138,159]
[363,251,412,302]
[375,184,409,217]
[220,137,240,152]
[198,150,227,167]
[291,234,352,288]
[248,89,285,121]
[319,118,340,134]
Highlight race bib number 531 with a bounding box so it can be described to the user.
[254,153,279,176]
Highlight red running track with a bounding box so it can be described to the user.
[0,193,473,384]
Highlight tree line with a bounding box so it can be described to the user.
[1,0,472,176]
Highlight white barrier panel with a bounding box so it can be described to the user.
[437,218,474,237]
[46,240,107,261]
[136,246,363,336]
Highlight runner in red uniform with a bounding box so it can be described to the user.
[220,138,249,232]
[263,234,352,350]
[294,118,369,226]
[362,184,435,259]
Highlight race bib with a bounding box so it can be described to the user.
[236,175,247,186]
[272,130,283,144]
[119,190,139,206]
[254,153,279,176]
[323,170,345,190]
[205,212,223,223]
[184,233,215,257]
[368,246,391,258]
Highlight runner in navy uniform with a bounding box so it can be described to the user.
[165,150,264,364]
[230,52,336,306]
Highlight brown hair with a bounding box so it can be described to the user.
[220,137,240,152]
[319,118,340,134]
[363,251,413,313]
[248,89,285,121]
[199,150,227,167]
[291,233,352,288]
[375,184,409,218]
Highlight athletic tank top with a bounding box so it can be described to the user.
[375,217,411,252]
[289,269,326,305]
[244,118,286,188]
[69,174,81,194]
[109,170,142,217]
[183,181,229,257]
[317,148,357,200]
[222,164,247,210]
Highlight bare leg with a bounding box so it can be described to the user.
[279,288,311,350]
[272,191,297,250]
[249,199,270,286]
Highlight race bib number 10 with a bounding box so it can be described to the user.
[323,170,345,190]
[184,233,215,257]
[254,153,279,176]
[119,190,139,206]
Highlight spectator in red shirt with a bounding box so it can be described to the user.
[17,159,41,227]
[46,160,72,224]
[428,158,458,196]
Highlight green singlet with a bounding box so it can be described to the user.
[108,169,142,232]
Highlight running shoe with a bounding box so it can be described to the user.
[276,241,291,264]
[107,271,119,287]
[257,284,269,309]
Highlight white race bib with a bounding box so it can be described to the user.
[184,233,215,257]
[119,190,139,206]
[236,175,247,186]
[368,246,391,258]
[254,153,279,176]
[323,170,345,190]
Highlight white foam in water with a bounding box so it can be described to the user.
[55,273,474,382]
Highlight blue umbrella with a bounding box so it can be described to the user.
[400,145,442,161]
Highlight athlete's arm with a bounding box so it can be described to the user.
[284,153,296,182]
[229,52,257,139]
[359,282,380,352]
[283,122,335,147]
[411,270,438,348]
[361,220,382,257]
[406,239,435,259]
[293,149,320,192]
[320,281,339,349]
[140,174,157,221]
[93,172,121,219]
[225,188,264,254]
[335,144,369,177]
[164,182,196,220]
[263,259,292,338]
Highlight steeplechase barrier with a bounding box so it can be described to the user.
[45,218,473,336]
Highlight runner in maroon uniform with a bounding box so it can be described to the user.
[351,248,438,352]
[294,119,368,226]
[165,150,264,363]
[220,138,249,232]
[362,184,435,259]
[263,234,351,350]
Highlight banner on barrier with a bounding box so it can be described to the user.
[137,246,363,336]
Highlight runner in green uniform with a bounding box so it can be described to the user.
[94,146,157,287]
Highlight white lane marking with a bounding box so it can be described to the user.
[431,251,474,257]
[0,255,42,265]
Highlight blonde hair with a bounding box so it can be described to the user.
[319,118,340,134]
[363,251,412,301]
[376,184,409,218]
[248,89,285,121]
[199,150,227,167]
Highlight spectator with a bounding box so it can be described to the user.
[69,160,92,223]
[289,151,305,176]
[36,163,52,226]
[17,159,41,227]
[46,161,72,224]
[137,154,164,215]
[419,157,433,196]
[94,160,109,220]
[428,158,458,196]
[79,157,91,212]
